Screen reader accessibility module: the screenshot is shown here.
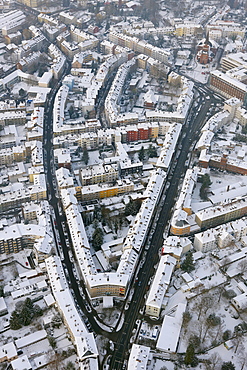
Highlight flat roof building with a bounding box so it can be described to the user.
[156,302,187,353]
[145,255,176,317]
[127,344,150,370]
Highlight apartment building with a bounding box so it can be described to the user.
[127,345,150,370]
[104,58,136,126]
[195,197,247,229]
[70,26,98,49]
[145,255,176,317]
[22,203,40,221]
[86,273,128,298]
[109,31,170,65]
[0,177,46,212]
[60,41,79,59]
[155,123,182,171]
[210,70,247,103]
[55,167,74,191]
[208,154,247,175]
[0,223,45,254]
[194,229,217,253]
[59,12,76,25]
[17,0,43,7]
[79,164,118,186]
[221,52,247,72]
[0,111,26,126]
[175,23,202,37]
[207,21,245,41]
[72,51,94,68]
[0,10,26,35]
[45,256,99,368]
[81,179,134,201]
[38,13,58,27]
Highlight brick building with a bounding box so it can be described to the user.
[210,70,247,103]
[199,153,247,175]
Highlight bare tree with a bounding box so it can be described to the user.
[221,256,231,272]
[182,311,192,334]
[191,37,198,55]
[47,352,63,370]
[204,352,222,370]
[237,259,247,275]
[193,297,204,321]
[202,314,221,343]
[232,333,242,354]
[237,342,247,370]
[214,320,224,343]
[198,320,205,343]
[193,294,214,320]
[188,333,201,350]
[216,285,226,303]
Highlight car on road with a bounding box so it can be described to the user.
[85,302,92,312]
[106,356,112,365]
[139,306,144,314]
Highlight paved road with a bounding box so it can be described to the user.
[9,4,227,367]
[40,46,225,368]
[42,70,223,367]
[42,63,114,337]
[109,88,221,369]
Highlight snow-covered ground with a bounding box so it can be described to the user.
[191,169,247,212]
[11,82,29,96]
[181,57,215,84]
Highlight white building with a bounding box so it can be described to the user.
[156,302,187,353]
[127,344,150,370]
[194,229,217,253]
[45,256,99,369]
[156,123,182,171]
[145,255,176,317]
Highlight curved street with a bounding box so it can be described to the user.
[41,51,225,369]
[109,84,224,369]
